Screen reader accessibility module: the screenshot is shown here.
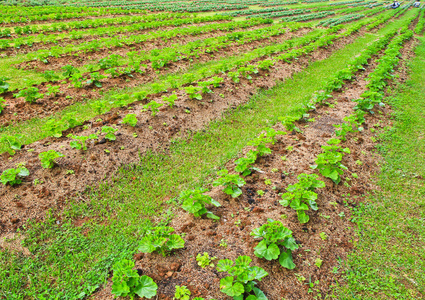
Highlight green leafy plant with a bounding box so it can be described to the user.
[196,252,217,268]
[0,77,10,93]
[1,167,29,186]
[62,112,82,128]
[0,97,5,114]
[247,136,272,157]
[39,150,64,169]
[13,87,44,103]
[43,119,65,138]
[250,219,299,269]
[0,134,23,155]
[179,187,221,220]
[111,259,158,299]
[235,150,258,176]
[183,85,202,100]
[46,85,61,97]
[211,76,224,87]
[67,134,98,151]
[228,71,240,83]
[143,101,163,117]
[279,116,300,132]
[138,226,185,256]
[102,126,118,141]
[311,138,350,184]
[174,285,190,300]
[198,81,213,94]
[122,114,138,127]
[280,173,325,223]
[162,94,177,107]
[216,256,268,299]
[91,100,106,115]
[213,169,246,198]
[62,65,78,78]
[112,94,130,107]
[86,72,107,87]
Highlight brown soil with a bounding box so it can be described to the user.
[89,37,418,300]
[1,27,313,127]
[0,27,364,235]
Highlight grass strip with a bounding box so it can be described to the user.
[0,12,416,300]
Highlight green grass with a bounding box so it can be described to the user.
[0,14,416,300]
[332,36,425,299]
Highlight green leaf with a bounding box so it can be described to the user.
[111,280,130,297]
[235,255,251,268]
[297,210,310,224]
[220,277,244,297]
[253,287,268,300]
[231,187,242,198]
[167,234,185,250]
[283,237,298,251]
[217,259,233,272]
[134,275,158,299]
[254,241,280,261]
[206,211,220,220]
[279,249,296,269]
[138,239,156,253]
[210,198,221,207]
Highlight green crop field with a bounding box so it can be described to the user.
[0,0,424,299]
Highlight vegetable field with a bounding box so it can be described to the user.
[0,0,424,299]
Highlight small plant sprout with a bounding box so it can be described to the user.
[14,87,44,103]
[111,259,158,299]
[174,285,190,300]
[315,258,323,268]
[234,150,259,176]
[39,150,64,169]
[138,226,184,256]
[264,179,272,185]
[1,167,29,186]
[196,252,217,268]
[183,85,202,100]
[0,97,6,114]
[91,100,106,115]
[216,256,268,299]
[162,93,177,107]
[257,190,265,196]
[121,114,138,127]
[179,188,221,220]
[211,76,224,87]
[213,169,246,198]
[43,119,65,138]
[0,134,23,155]
[142,101,163,116]
[220,239,228,248]
[198,81,213,94]
[67,134,98,151]
[102,126,118,141]
[251,219,299,269]
[319,232,328,241]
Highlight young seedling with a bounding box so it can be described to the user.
[68,134,98,151]
[86,72,106,87]
[111,259,158,299]
[162,94,177,107]
[280,173,325,224]
[0,134,23,155]
[43,119,65,138]
[1,167,29,186]
[138,226,185,256]
[121,114,138,127]
[183,85,202,100]
[102,126,118,141]
[143,101,163,117]
[213,169,246,198]
[216,256,268,299]
[39,150,64,169]
[0,97,6,114]
[251,219,299,269]
[234,150,258,176]
[174,285,190,300]
[211,76,224,87]
[0,76,10,93]
[14,87,44,103]
[196,252,217,268]
[179,187,221,220]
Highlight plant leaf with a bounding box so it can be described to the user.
[279,249,296,269]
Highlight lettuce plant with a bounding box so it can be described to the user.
[247,136,271,157]
[112,94,130,108]
[211,76,224,87]
[184,85,202,100]
[196,252,216,268]
[235,150,258,176]
[174,285,190,300]
[311,138,350,184]
[62,112,82,128]
[138,226,185,256]
[0,134,23,155]
[179,187,221,220]
[122,114,138,127]
[228,71,240,83]
[213,169,246,198]
[1,167,29,186]
[251,219,299,269]
[0,77,10,93]
[280,173,325,223]
[86,72,107,87]
[143,101,163,117]
[39,150,65,169]
[43,119,65,138]
[198,81,212,94]
[14,87,44,103]
[62,65,78,78]
[68,134,98,151]
[111,259,157,299]
[162,94,177,107]
[102,126,118,141]
[258,59,274,71]
[216,256,268,299]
